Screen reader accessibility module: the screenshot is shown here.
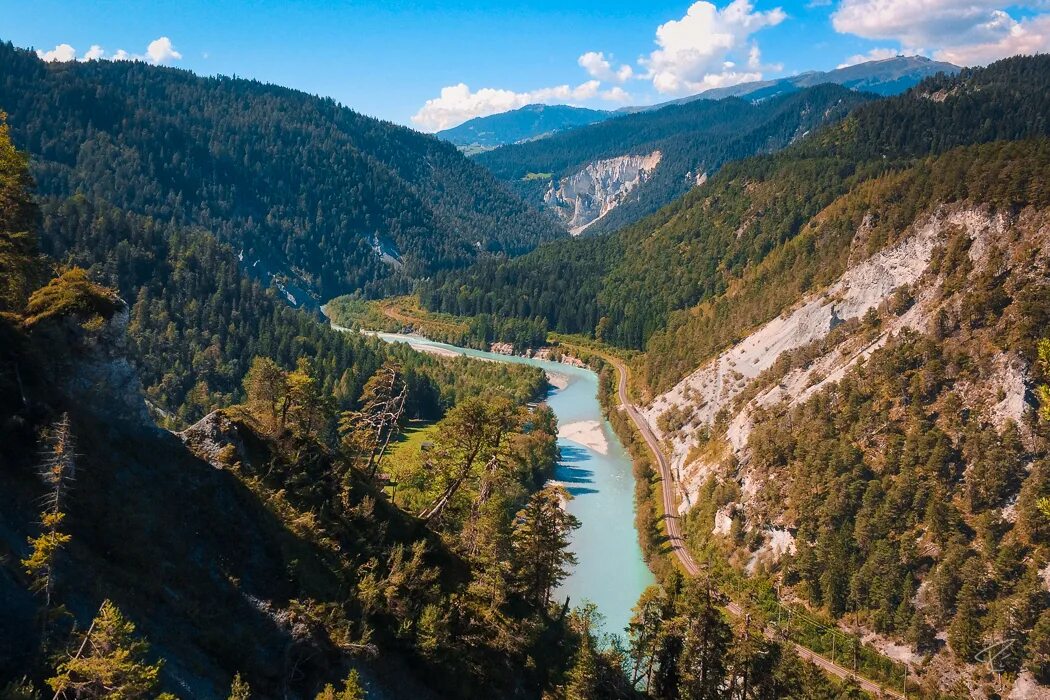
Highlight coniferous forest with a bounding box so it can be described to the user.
[1,17,1049,700]
[0,41,563,304]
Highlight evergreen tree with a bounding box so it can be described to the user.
[22,414,76,608]
[627,586,665,690]
[677,580,731,700]
[314,669,366,700]
[338,363,407,479]
[227,672,250,700]
[511,485,580,608]
[48,600,162,700]
[566,606,600,700]
[947,583,983,661]
[1028,609,1050,683]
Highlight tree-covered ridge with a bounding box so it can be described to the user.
[676,204,1050,691]
[325,294,550,354]
[475,83,873,235]
[640,138,1050,392]
[435,103,613,149]
[35,196,550,426]
[0,120,592,699]
[424,55,1050,393]
[0,41,562,302]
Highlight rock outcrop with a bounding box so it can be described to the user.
[544,152,662,235]
[642,206,1021,511]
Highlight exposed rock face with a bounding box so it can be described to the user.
[642,206,1014,511]
[64,306,153,427]
[544,152,662,235]
[178,410,249,469]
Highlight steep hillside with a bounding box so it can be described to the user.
[0,117,596,698]
[0,41,563,304]
[644,152,1050,694]
[435,104,613,151]
[474,84,871,235]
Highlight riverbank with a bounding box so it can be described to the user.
[330,327,654,638]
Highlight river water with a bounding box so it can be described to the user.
[367,332,654,640]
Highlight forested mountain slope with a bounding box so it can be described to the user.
[644,141,1050,696]
[435,103,613,151]
[0,111,872,700]
[0,118,601,699]
[474,84,872,235]
[426,56,1050,363]
[0,41,562,304]
[427,55,1050,695]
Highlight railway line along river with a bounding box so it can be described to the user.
[341,329,654,640]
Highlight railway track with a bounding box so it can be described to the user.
[608,357,904,699]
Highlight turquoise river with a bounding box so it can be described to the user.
[366,331,654,639]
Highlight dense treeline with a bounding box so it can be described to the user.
[425,55,1050,392]
[0,41,562,302]
[326,295,549,353]
[719,315,1050,685]
[0,119,591,699]
[36,196,549,426]
[477,84,872,235]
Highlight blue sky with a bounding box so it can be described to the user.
[3,0,1047,130]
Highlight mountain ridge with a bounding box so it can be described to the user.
[627,55,960,112]
[0,41,564,305]
[435,103,613,152]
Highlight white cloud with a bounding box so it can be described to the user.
[602,86,633,101]
[146,36,182,64]
[412,80,607,131]
[36,44,76,63]
[837,47,903,68]
[412,0,790,129]
[83,45,106,61]
[35,37,183,65]
[832,0,1050,65]
[640,0,787,94]
[934,13,1050,64]
[578,51,634,82]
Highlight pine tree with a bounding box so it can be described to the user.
[314,669,365,700]
[242,356,287,433]
[627,586,665,690]
[227,672,250,700]
[48,600,163,699]
[338,362,407,479]
[1027,609,1050,683]
[0,112,42,314]
[1037,338,1050,422]
[566,606,600,700]
[677,579,732,700]
[22,414,76,608]
[511,485,580,608]
[947,583,983,661]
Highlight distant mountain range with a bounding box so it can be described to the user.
[473,84,872,236]
[437,56,959,151]
[436,104,614,153]
[628,55,960,112]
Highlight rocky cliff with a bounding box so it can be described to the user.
[543,151,662,235]
[637,201,1050,696]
